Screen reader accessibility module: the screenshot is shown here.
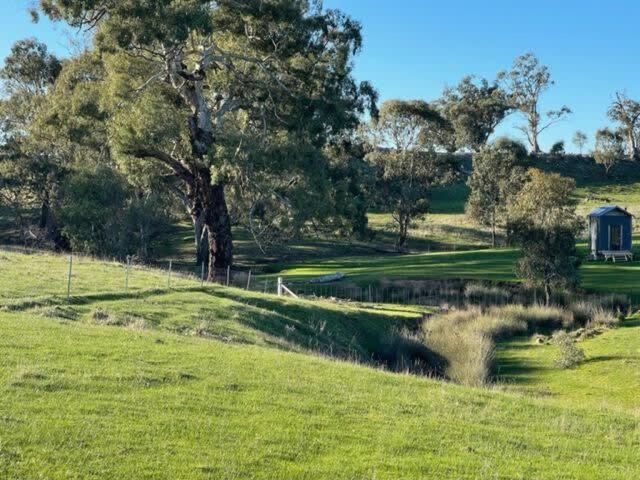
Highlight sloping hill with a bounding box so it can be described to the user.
[1,250,640,479]
[1,311,639,479]
[0,250,428,369]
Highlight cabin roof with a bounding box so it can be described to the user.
[588,205,633,218]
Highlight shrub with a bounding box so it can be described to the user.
[553,331,585,369]
[377,328,442,376]
[586,308,619,328]
[568,297,628,327]
[596,294,631,316]
[58,167,172,260]
[568,301,596,326]
[424,322,494,386]
[464,283,511,305]
[423,307,496,386]
[492,304,568,333]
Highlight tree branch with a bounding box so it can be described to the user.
[125,148,193,182]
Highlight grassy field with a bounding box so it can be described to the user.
[0,250,427,366]
[273,243,640,300]
[496,317,640,413]
[1,251,640,478]
[2,159,640,477]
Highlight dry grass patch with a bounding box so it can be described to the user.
[422,300,624,386]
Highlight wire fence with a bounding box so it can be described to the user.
[1,245,633,311]
[276,277,634,312]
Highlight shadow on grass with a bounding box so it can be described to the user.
[620,318,640,328]
[1,287,205,312]
[200,288,445,375]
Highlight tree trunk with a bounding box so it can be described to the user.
[39,185,67,250]
[191,210,209,267]
[544,284,551,306]
[490,208,496,248]
[202,182,233,281]
[531,135,540,154]
[396,213,409,251]
[39,191,50,230]
[626,131,636,161]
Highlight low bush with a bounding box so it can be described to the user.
[586,307,619,328]
[553,331,585,369]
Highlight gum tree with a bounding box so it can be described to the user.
[466,138,527,247]
[509,169,582,304]
[499,53,571,154]
[438,75,512,152]
[571,131,587,154]
[0,38,62,244]
[607,92,640,161]
[365,100,457,250]
[593,128,624,174]
[39,0,376,278]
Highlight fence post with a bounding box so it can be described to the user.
[201,262,205,287]
[246,270,252,290]
[226,266,230,286]
[277,277,283,296]
[66,255,73,301]
[125,256,130,293]
[167,260,172,289]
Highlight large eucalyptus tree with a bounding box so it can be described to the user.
[39,0,375,277]
[499,53,571,154]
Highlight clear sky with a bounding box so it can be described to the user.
[2,0,640,151]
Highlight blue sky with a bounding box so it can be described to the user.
[2,0,640,151]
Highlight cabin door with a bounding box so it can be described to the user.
[610,224,622,251]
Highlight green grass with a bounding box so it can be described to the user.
[495,317,640,413]
[0,311,638,478]
[274,240,640,300]
[0,250,426,366]
[274,248,519,284]
[1,251,640,478]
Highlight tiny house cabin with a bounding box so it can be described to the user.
[588,206,633,261]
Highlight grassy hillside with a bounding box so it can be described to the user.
[1,309,639,478]
[495,318,640,413]
[1,250,640,478]
[0,250,428,368]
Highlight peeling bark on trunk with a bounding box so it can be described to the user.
[166,54,234,275]
[203,183,233,281]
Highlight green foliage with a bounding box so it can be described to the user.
[438,75,512,151]
[40,0,379,269]
[0,38,65,246]
[572,130,588,154]
[593,128,624,173]
[509,169,582,302]
[466,138,527,246]
[366,99,457,249]
[57,167,171,259]
[549,140,565,156]
[553,331,585,369]
[0,38,60,94]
